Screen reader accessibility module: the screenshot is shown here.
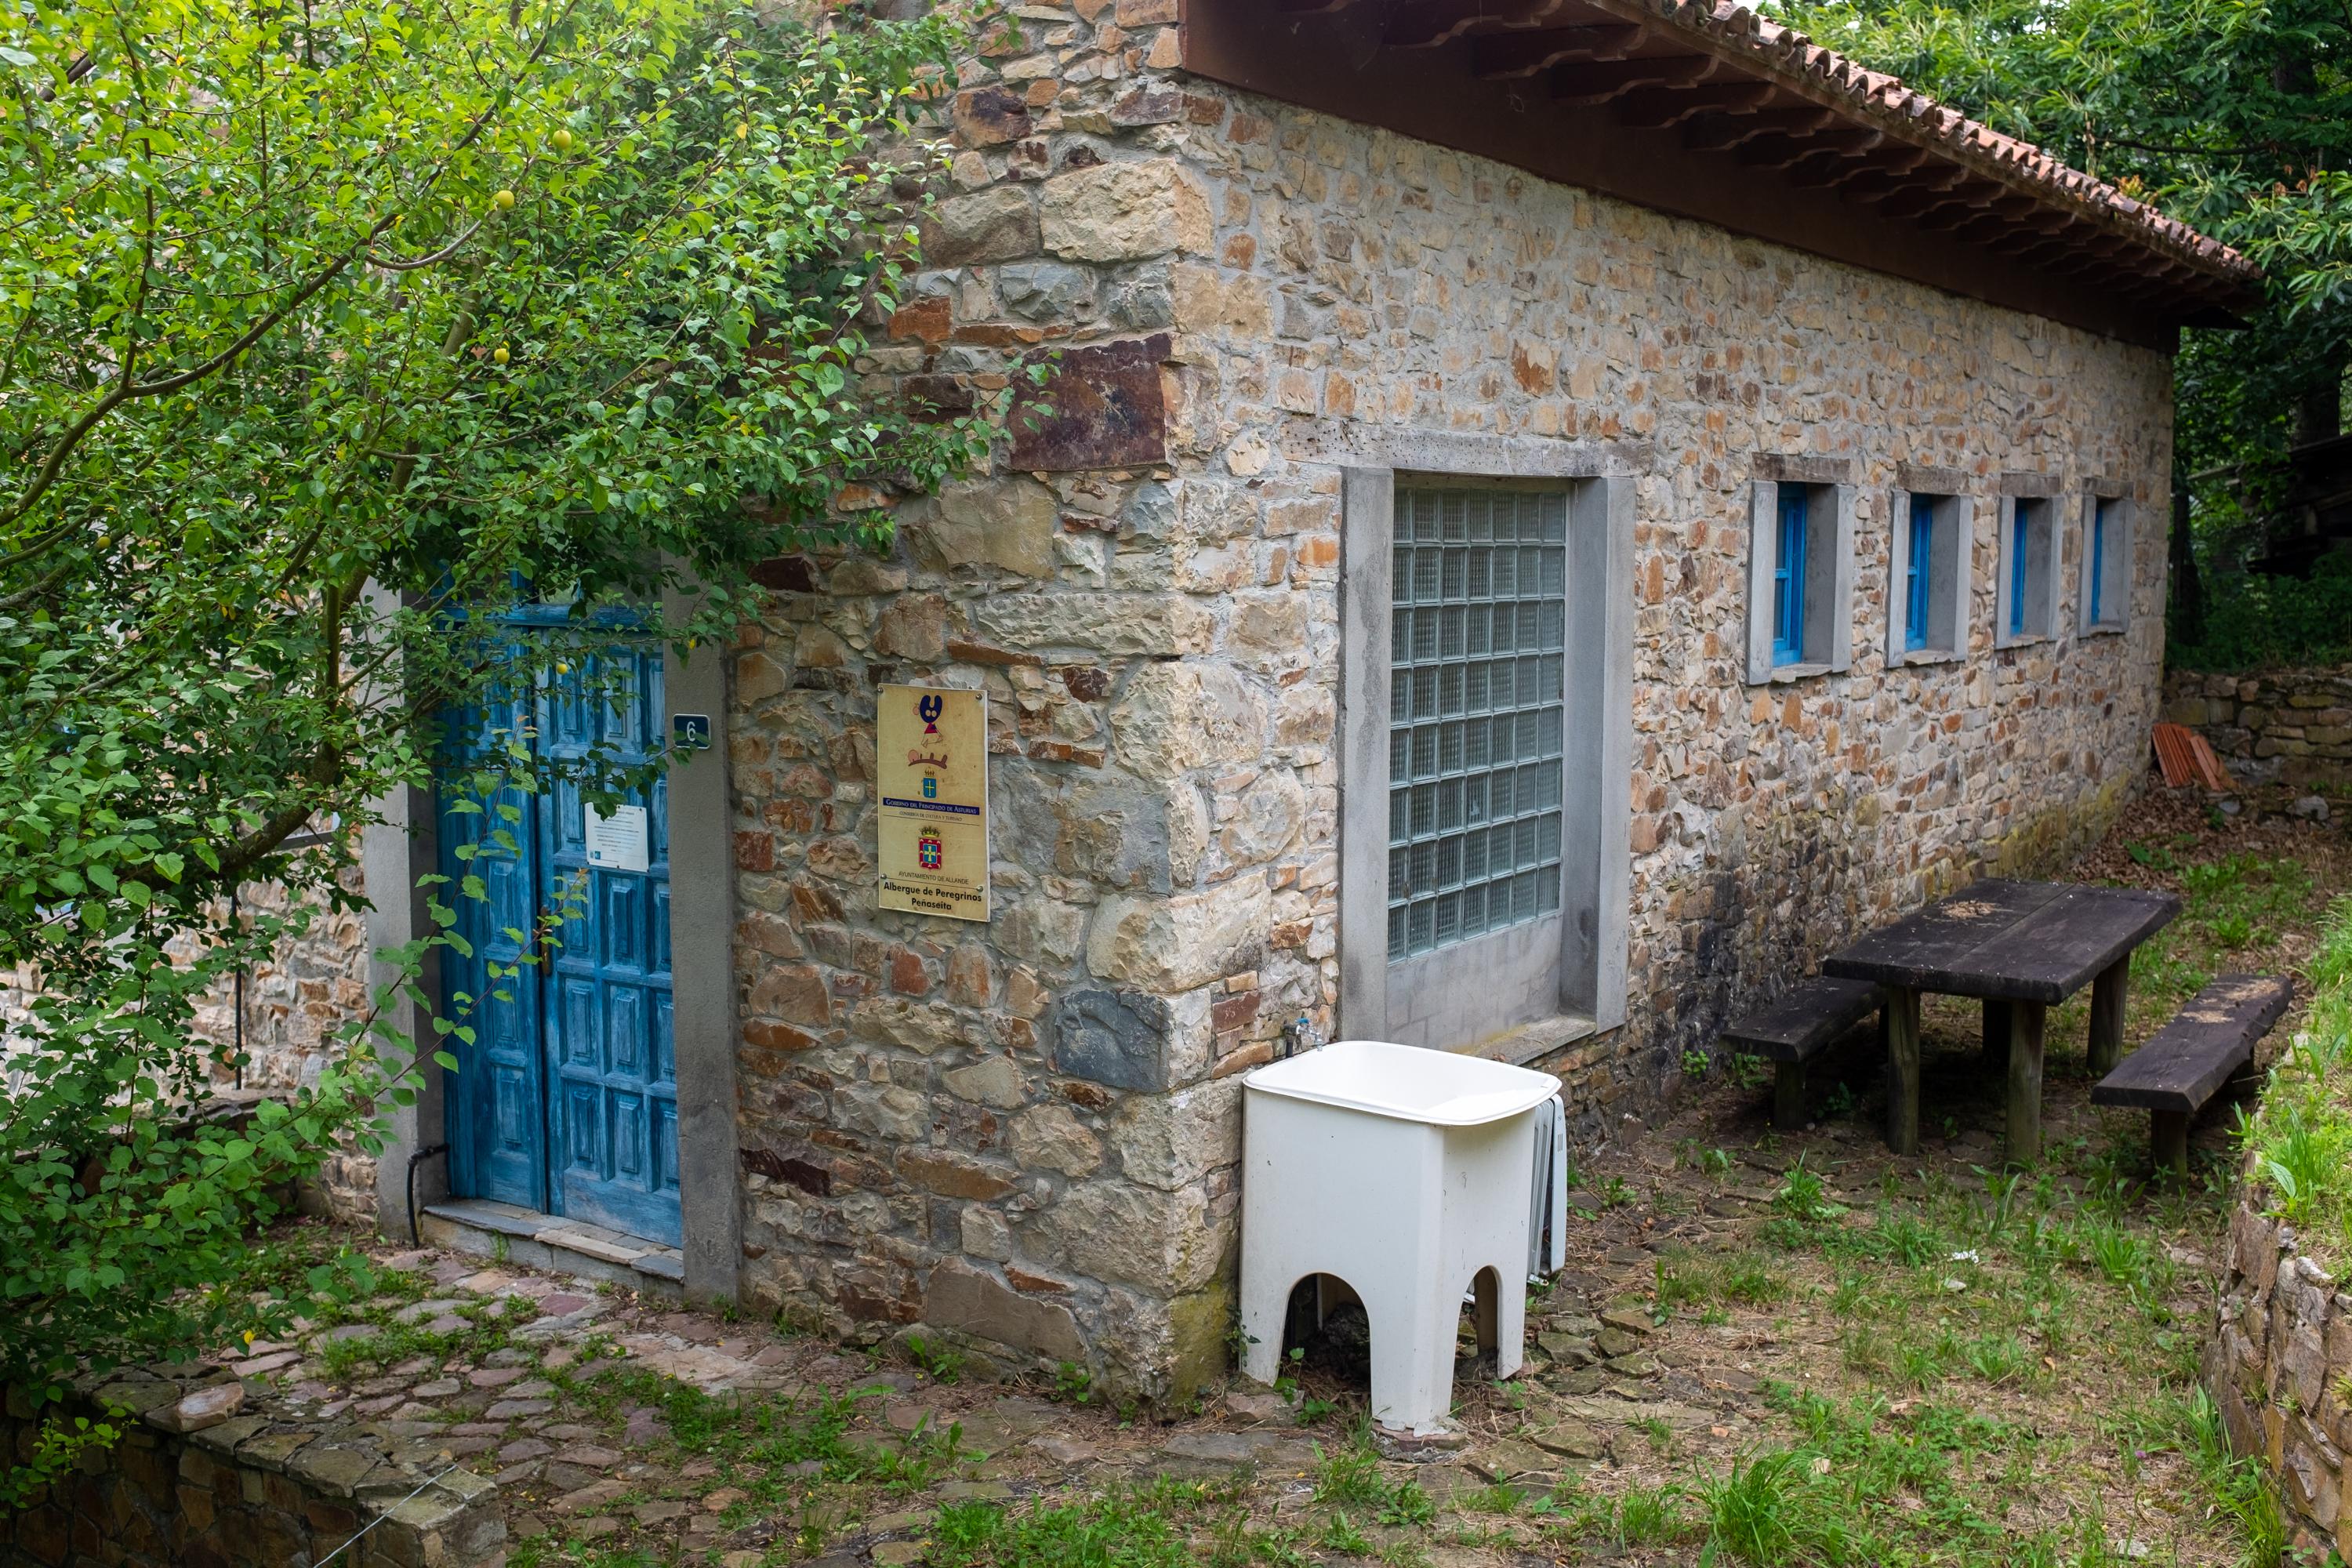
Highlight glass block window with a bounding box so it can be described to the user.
[1387,488,1567,962]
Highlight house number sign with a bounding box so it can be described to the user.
[877,684,990,923]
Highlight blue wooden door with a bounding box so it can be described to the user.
[437,632,681,1247]
[537,643,681,1244]
[437,670,550,1213]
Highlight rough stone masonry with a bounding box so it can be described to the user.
[715,2,2173,1398]
[164,2,2180,1402]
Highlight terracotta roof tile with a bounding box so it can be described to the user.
[1619,0,2257,288]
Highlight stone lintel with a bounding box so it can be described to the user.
[1893,462,1971,495]
[1752,453,1854,486]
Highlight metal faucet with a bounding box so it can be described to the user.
[1279,1013,1327,1060]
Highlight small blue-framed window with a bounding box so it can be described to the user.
[2008,499,2034,638]
[2088,499,2109,626]
[1904,495,1935,654]
[1772,487,1809,666]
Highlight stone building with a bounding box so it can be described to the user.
[198,0,2259,1398]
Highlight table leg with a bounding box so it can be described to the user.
[1982,999,2010,1074]
[2089,956,2130,1077]
[2005,1000,2047,1165]
[1886,987,1922,1157]
[2151,1109,2190,1179]
[1773,1060,1807,1131]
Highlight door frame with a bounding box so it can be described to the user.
[367,575,741,1306]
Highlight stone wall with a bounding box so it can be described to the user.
[2205,1197,2352,1559]
[0,873,379,1225]
[47,2,2184,1398]
[0,1367,501,1568]
[2165,666,2352,786]
[190,877,380,1223]
[717,3,2174,1395]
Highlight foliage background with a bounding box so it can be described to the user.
[1773,0,2352,670]
[0,0,993,1474]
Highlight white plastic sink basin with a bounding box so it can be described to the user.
[1244,1039,1561,1127]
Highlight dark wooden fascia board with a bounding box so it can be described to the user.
[1177,0,2244,343]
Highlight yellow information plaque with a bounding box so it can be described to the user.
[876,684,990,923]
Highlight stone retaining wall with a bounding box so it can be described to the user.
[0,1365,501,1568]
[2164,666,2352,786]
[2204,1198,2352,1559]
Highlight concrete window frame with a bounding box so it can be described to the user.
[1337,438,1635,1065]
[363,573,742,1306]
[1886,466,1975,666]
[1743,457,1857,684]
[2078,483,2132,636]
[1994,473,2065,648]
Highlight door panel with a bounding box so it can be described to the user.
[435,676,548,1212]
[536,642,683,1244]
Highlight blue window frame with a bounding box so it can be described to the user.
[2008,499,2033,637]
[2089,499,2109,625]
[1772,487,1808,666]
[1904,495,1935,653]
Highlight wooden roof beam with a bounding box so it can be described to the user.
[1835,169,1907,203]
[1550,53,1716,107]
[1843,160,1966,206]
[1682,105,1835,152]
[1783,140,1893,188]
[1823,146,1937,197]
[1614,80,1774,130]
[2039,245,2132,280]
[1948,212,2038,247]
[1871,172,1980,220]
[1911,186,2007,230]
[1385,0,1567,49]
[1735,127,1878,171]
[1471,23,1646,78]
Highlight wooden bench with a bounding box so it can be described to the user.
[1723,977,1887,1130]
[2091,975,2294,1174]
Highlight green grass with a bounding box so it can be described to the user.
[1610,1483,1690,1546]
[1695,1447,1853,1566]
[287,1263,544,1382]
[1657,1249,1791,1318]
[2242,897,2352,1264]
[927,1485,1203,1568]
[1309,1433,1435,1526]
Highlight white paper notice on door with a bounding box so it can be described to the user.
[583,803,650,873]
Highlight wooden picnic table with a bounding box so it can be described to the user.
[1821,879,2182,1162]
